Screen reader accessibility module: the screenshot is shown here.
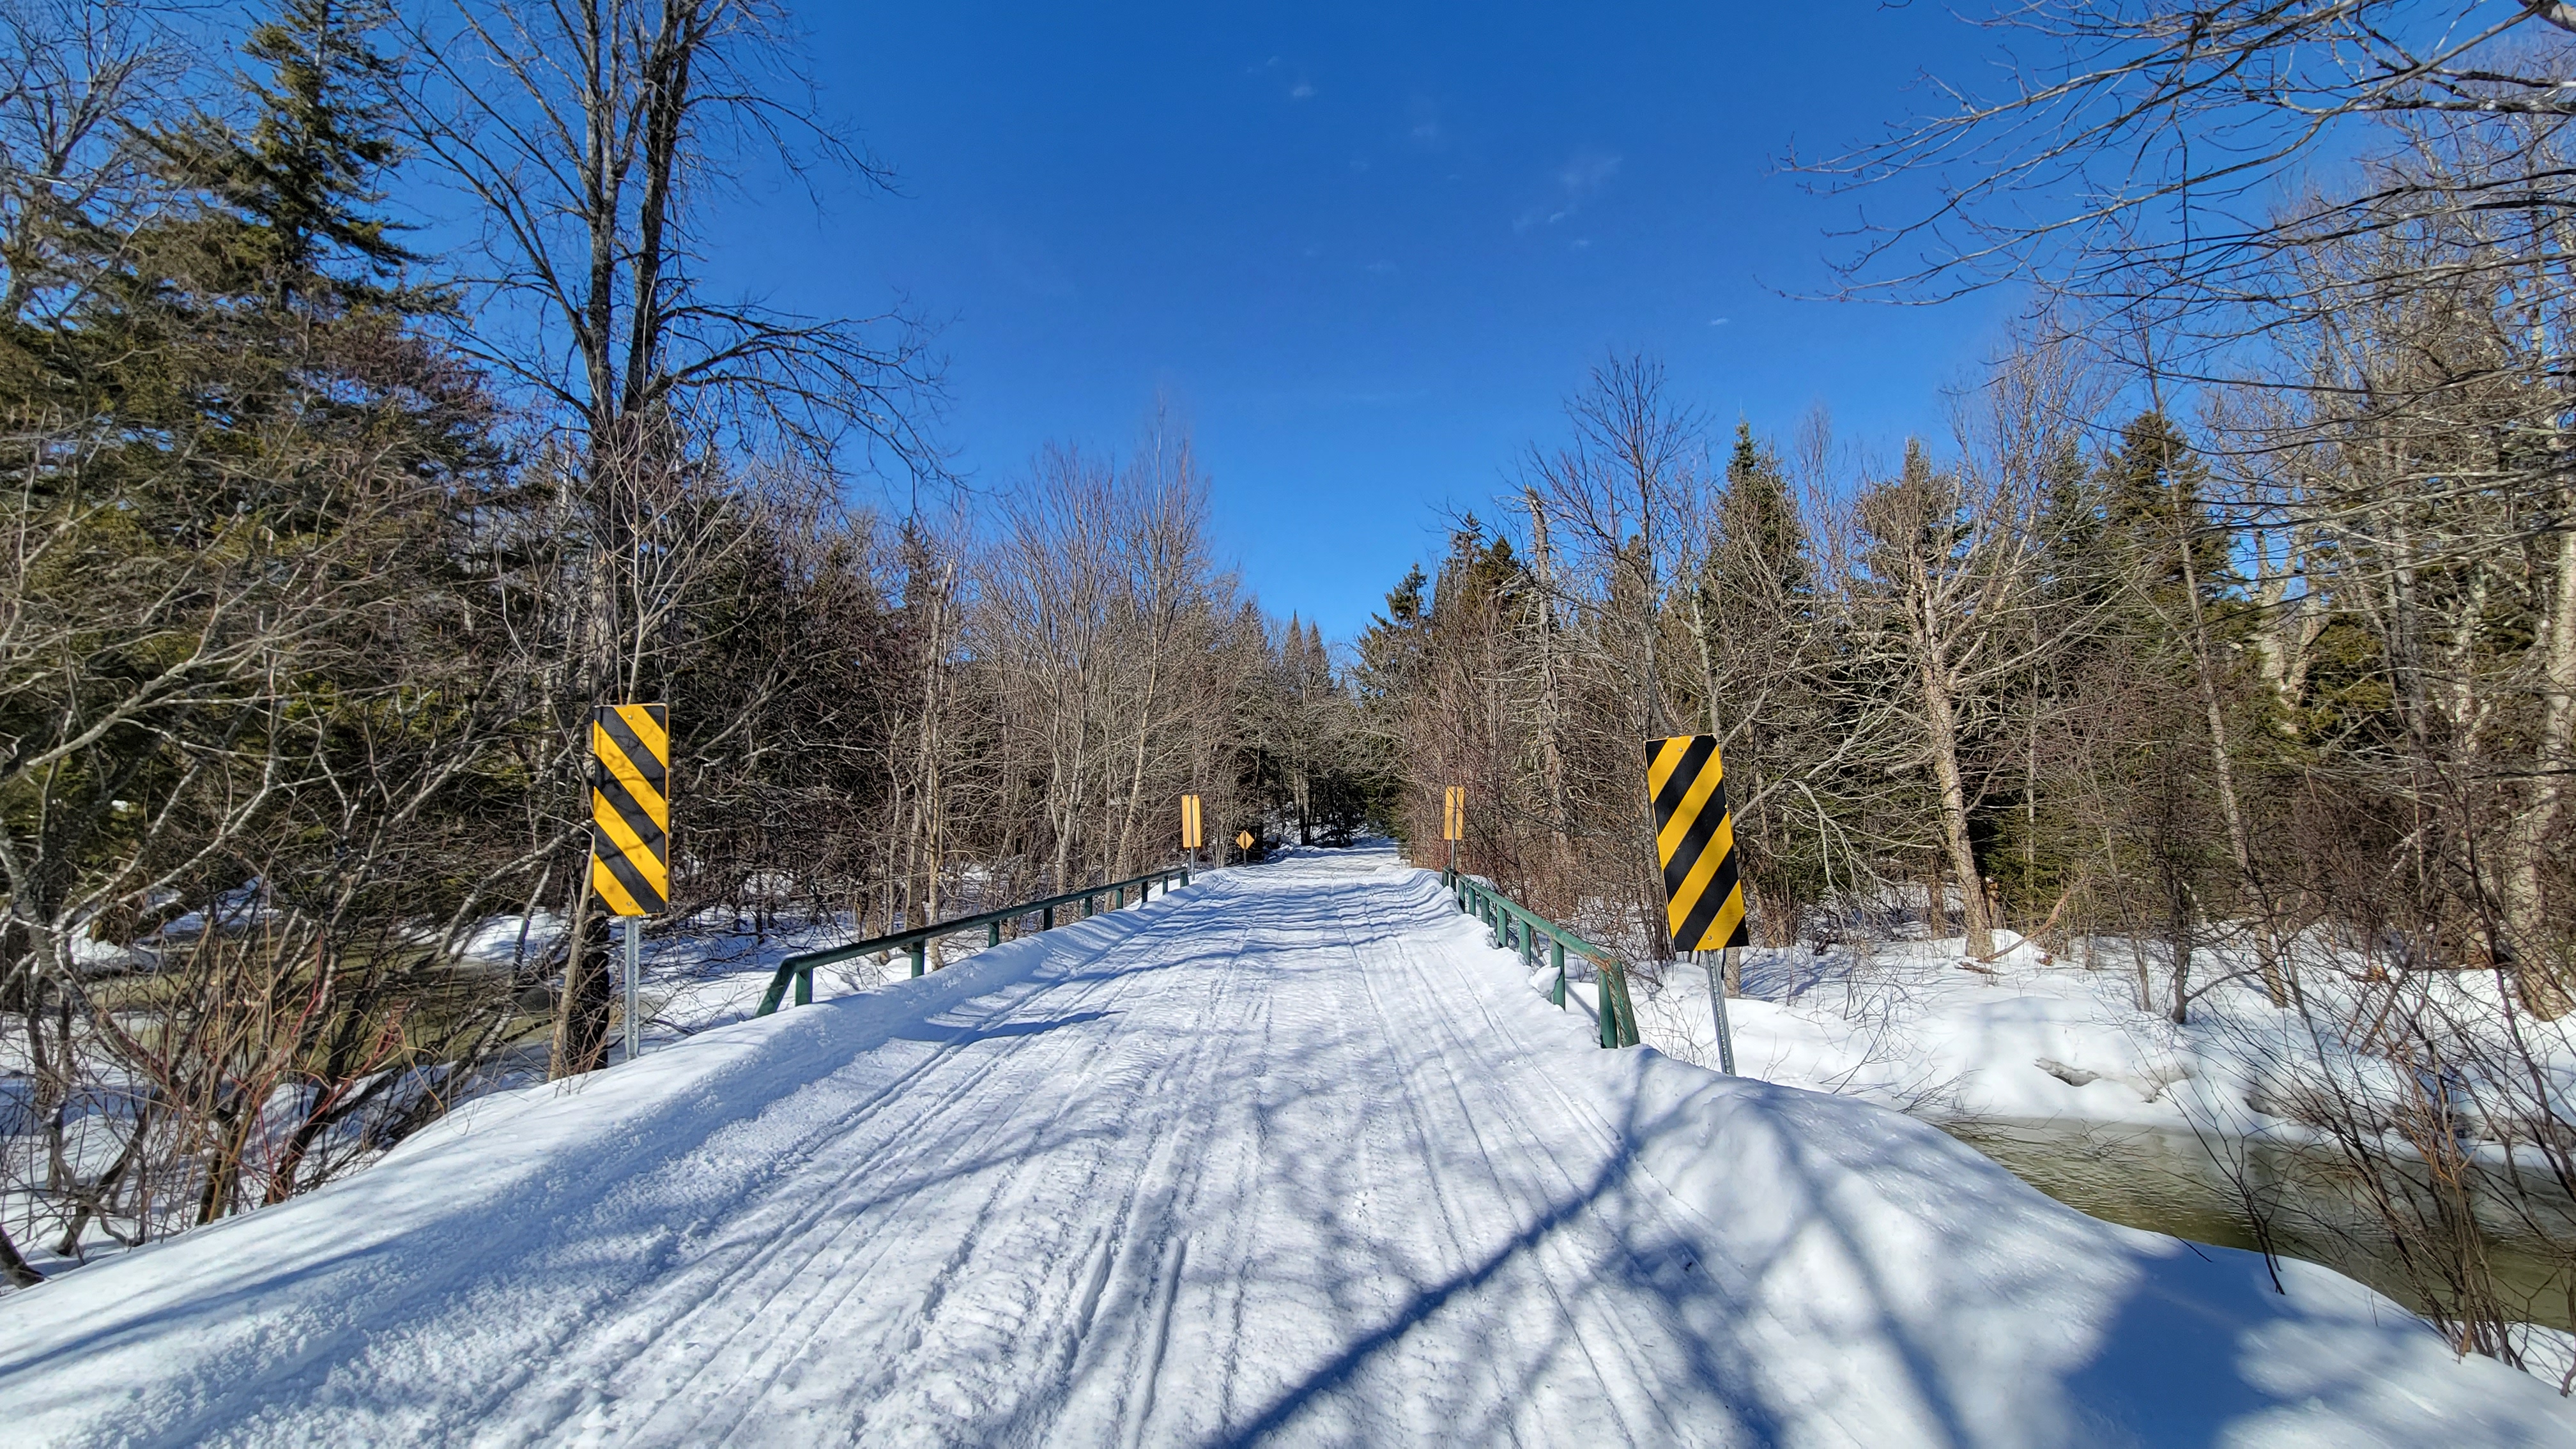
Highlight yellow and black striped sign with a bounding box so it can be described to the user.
[1646,734,1749,951]
[590,703,670,917]
[1181,793,1204,849]
[1443,785,1465,841]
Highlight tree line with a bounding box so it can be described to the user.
[0,0,1377,1284]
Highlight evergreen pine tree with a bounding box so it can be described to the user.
[1717,420,1811,604]
[157,0,418,310]
[2099,411,2232,618]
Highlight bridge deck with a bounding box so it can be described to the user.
[1,848,2561,1446]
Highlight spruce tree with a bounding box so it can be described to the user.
[1716,420,1811,604]
[2099,411,2232,620]
[0,0,517,1228]
[158,0,417,309]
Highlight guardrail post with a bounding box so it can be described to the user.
[1116,885,1126,908]
[796,961,814,1008]
[1519,918,1533,967]
[1551,940,1567,1008]
[909,940,926,977]
[1604,963,1641,1048]
[988,920,1002,947]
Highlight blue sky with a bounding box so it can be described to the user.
[714,3,2021,638]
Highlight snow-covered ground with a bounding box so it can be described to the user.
[1605,929,2345,1133]
[0,847,2566,1445]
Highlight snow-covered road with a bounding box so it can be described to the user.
[1,848,2568,1446]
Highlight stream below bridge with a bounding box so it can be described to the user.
[1943,1116,2576,1333]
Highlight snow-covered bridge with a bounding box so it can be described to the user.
[0,849,2564,1445]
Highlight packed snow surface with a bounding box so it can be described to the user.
[0,848,2566,1446]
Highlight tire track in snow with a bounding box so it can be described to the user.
[1327,870,1671,1445]
[476,880,1262,1445]
[698,873,1262,1444]
[1356,880,1703,1444]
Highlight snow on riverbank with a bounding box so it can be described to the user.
[1590,921,2573,1147]
[1,853,2568,1444]
[1622,931,2251,1128]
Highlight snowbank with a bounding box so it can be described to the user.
[1611,1052,2568,1444]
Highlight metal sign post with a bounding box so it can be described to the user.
[1646,735,1749,1076]
[590,703,670,1062]
[1697,949,1738,1077]
[623,918,642,1062]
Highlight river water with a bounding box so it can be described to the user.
[1941,1116,2576,1333]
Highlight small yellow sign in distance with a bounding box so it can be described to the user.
[1181,794,1204,849]
[1442,785,1464,842]
[1645,734,1749,951]
[591,703,670,917]
[1236,831,1254,852]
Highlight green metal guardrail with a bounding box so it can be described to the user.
[1448,871,1641,1048]
[755,865,1190,1016]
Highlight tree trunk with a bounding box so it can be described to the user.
[1918,642,1994,956]
[2174,504,2290,1006]
[2503,498,2576,1018]
[1528,492,1573,873]
[0,1222,40,1287]
[548,880,614,1078]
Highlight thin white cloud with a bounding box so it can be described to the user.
[1557,151,1621,195]
[1364,259,1397,275]
[1407,96,1446,150]
[1515,148,1625,234]
[1291,80,1315,100]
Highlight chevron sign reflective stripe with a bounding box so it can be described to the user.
[1645,734,1749,951]
[592,703,670,916]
